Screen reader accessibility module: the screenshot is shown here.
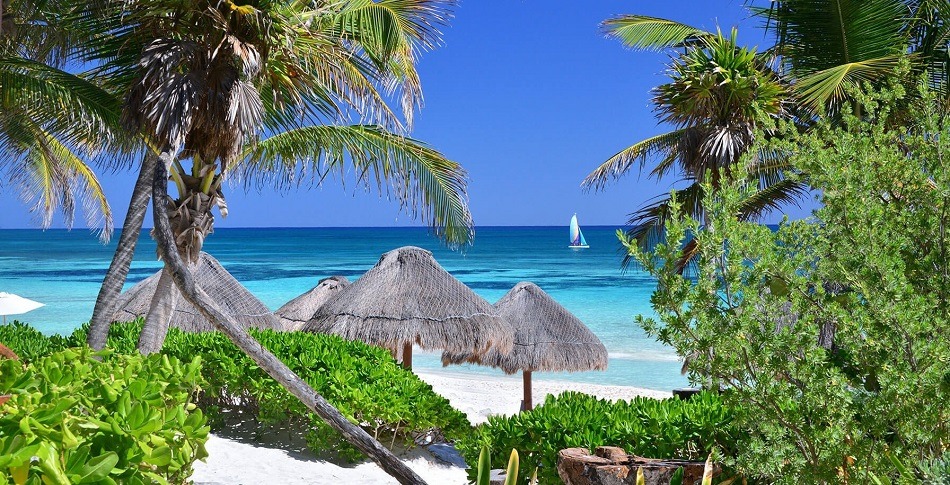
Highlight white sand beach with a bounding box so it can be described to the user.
[190,371,669,484]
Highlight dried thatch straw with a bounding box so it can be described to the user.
[304,246,511,356]
[111,252,282,332]
[442,281,608,374]
[276,276,349,331]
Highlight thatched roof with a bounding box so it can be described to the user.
[304,246,512,355]
[276,276,349,331]
[442,281,608,374]
[111,252,282,332]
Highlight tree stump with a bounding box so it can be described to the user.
[557,447,713,485]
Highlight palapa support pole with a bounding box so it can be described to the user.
[402,342,413,370]
[522,370,533,411]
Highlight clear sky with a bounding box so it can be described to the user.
[0,0,811,232]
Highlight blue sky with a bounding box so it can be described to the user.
[0,0,812,231]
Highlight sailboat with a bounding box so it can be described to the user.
[569,213,589,249]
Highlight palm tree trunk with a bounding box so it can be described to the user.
[136,267,180,354]
[149,155,427,485]
[87,152,158,350]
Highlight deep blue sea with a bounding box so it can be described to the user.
[0,226,687,391]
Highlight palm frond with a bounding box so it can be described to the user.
[2,112,113,238]
[737,178,810,222]
[582,129,690,191]
[0,56,125,152]
[602,15,712,51]
[792,55,905,112]
[753,0,910,108]
[622,181,705,269]
[238,124,473,245]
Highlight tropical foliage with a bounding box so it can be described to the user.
[629,87,950,482]
[457,391,736,484]
[0,347,208,484]
[0,0,127,238]
[588,1,950,266]
[1,320,471,463]
[584,27,798,268]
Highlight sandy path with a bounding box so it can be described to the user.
[190,371,669,484]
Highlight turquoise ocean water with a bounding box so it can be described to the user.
[0,227,687,391]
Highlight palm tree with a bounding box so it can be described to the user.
[0,0,124,238]
[68,1,468,482]
[81,0,473,352]
[583,27,801,268]
[587,2,950,269]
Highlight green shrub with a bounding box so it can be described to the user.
[0,322,71,363]
[3,321,471,461]
[0,347,208,484]
[631,86,950,482]
[456,391,737,484]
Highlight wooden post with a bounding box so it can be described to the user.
[402,342,412,370]
[522,370,533,411]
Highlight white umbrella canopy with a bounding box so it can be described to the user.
[0,292,45,324]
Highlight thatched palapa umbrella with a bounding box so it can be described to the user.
[442,281,608,410]
[276,276,349,330]
[111,252,282,331]
[304,246,512,369]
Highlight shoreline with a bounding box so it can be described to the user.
[190,369,667,484]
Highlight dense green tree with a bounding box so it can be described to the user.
[630,85,950,482]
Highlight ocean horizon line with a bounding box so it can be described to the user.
[0,222,784,231]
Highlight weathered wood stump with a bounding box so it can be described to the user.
[557,447,713,485]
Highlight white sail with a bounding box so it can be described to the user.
[569,214,589,248]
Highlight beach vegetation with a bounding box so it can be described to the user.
[629,85,950,482]
[45,0,473,479]
[457,390,736,484]
[0,347,208,483]
[1,321,471,464]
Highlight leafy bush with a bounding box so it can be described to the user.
[631,86,950,483]
[0,347,208,484]
[3,321,470,461]
[0,322,71,363]
[457,391,737,484]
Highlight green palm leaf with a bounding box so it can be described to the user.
[0,56,124,151]
[793,55,906,112]
[737,178,810,222]
[602,15,712,51]
[753,0,910,113]
[2,112,112,236]
[583,129,691,191]
[239,124,473,245]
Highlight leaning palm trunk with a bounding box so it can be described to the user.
[136,170,220,352]
[87,153,158,350]
[136,267,180,353]
[149,159,426,485]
